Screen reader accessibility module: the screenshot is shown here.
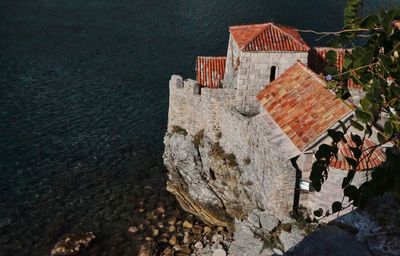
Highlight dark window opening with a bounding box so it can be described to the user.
[270,66,277,82]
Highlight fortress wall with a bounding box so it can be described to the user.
[168,75,236,139]
[168,76,203,135]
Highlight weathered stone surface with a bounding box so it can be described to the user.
[286,226,372,256]
[247,210,280,232]
[229,220,264,256]
[50,232,95,256]
[278,225,304,252]
[213,248,227,256]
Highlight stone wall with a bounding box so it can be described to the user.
[224,34,240,89]
[294,117,382,218]
[168,75,236,140]
[167,75,297,221]
[312,168,369,216]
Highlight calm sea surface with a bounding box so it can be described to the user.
[0,0,398,255]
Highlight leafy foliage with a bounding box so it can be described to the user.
[310,0,400,217]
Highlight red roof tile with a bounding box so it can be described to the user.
[229,22,310,52]
[196,56,226,88]
[330,134,386,171]
[308,47,361,89]
[256,62,353,150]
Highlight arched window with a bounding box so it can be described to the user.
[270,66,277,82]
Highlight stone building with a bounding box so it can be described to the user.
[223,22,310,115]
[166,22,387,227]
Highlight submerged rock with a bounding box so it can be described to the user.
[138,241,156,256]
[51,232,95,256]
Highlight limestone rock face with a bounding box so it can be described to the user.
[163,132,255,230]
[228,220,265,256]
[278,225,305,252]
[50,232,95,256]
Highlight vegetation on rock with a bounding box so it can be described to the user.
[171,125,188,136]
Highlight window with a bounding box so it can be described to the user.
[270,66,277,82]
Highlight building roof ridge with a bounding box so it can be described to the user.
[270,23,310,51]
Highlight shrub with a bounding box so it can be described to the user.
[171,125,187,136]
[193,129,205,148]
[210,142,238,167]
[243,157,251,165]
[226,153,238,167]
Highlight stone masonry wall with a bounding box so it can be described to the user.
[168,75,236,140]
[235,51,308,115]
[223,34,241,90]
[312,168,368,215]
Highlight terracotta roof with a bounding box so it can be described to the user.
[256,62,353,150]
[330,134,386,171]
[229,22,310,52]
[308,47,361,89]
[196,56,226,88]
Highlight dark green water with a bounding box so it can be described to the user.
[0,0,399,255]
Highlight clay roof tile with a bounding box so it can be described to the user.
[256,61,353,150]
[229,22,309,52]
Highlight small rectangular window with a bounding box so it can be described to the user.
[270,66,276,82]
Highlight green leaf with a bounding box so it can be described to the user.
[345,157,358,169]
[360,15,379,29]
[391,85,400,96]
[342,176,351,188]
[343,54,353,69]
[379,54,393,71]
[310,160,327,192]
[355,51,374,68]
[384,120,394,135]
[315,144,333,159]
[325,65,338,75]
[350,119,364,131]
[360,97,371,111]
[328,129,344,143]
[366,124,373,138]
[326,50,337,64]
[377,132,386,144]
[313,208,324,217]
[381,10,395,36]
[351,133,363,147]
[332,201,343,213]
[344,185,359,201]
[350,147,362,159]
[355,109,373,123]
